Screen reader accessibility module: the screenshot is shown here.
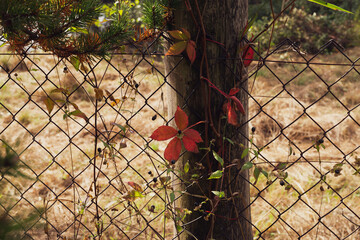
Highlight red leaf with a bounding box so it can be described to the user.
[186,40,196,64]
[164,137,182,161]
[168,30,189,41]
[182,136,198,153]
[242,46,254,67]
[229,88,240,96]
[165,41,187,56]
[127,182,143,192]
[183,129,203,143]
[229,96,245,115]
[175,106,188,131]
[226,102,238,126]
[150,126,177,141]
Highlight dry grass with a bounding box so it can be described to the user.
[247,46,360,239]
[0,44,359,239]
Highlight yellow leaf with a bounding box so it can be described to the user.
[165,41,187,56]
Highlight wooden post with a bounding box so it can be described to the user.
[165,0,252,239]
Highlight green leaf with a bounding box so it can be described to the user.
[241,148,249,159]
[224,137,234,145]
[170,192,175,203]
[184,161,190,173]
[253,167,260,184]
[241,13,257,39]
[307,0,353,14]
[211,191,225,198]
[241,161,253,171]
[68,110,89,122]
[176,225,183,232]
[274,162,287,170]
[261,169,268,178]
[70,56,80,71]
[208,170,223,179]
[111,122,126,133]
[212,151,224,167]
[253,149,259,158]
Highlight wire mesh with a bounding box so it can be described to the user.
[0,36,359,240]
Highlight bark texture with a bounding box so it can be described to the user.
[165,1,251,239]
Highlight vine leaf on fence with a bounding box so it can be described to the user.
[212,191,225,198]
[166,29,196,64]
[150,106,203,162]
[166,41,187,55]
[242,45,254,67]
[208,170,223,179]
[212,151,224,167]
[94,87,104,100]
[186,40,196,64]
[128,181,143,192]
[241,161,253,171]
[43,97,54,114]
[68,110,89,122]
[223,88,245,126]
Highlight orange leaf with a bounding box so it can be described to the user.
[150,126,177,141]
[164,137,182,161]
[168,30,189,41]
[186,40,196,64]
[165,41,187,56]
[183,129,202,143]
[175,106,188,131]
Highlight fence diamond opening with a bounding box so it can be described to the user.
[0,38,360,240]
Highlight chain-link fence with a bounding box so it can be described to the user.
[0,36,359,240]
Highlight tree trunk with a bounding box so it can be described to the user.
[165,0,251,239]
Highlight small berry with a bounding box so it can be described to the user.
[178,130,182,134]
[251,127,256,133]
[148,171,152,175]
[97,148,102,153]
[279,180,285,186]
[171,160,176,165]
[194,202,199,206]
[153,177,157,183]
[152,115,157,121]
[335,169,340,174]
[135,83,139,88]
[318,139,324,144]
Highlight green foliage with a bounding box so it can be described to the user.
[142,0,167,29]
[250,8,360,53]
[0,0,173,60]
